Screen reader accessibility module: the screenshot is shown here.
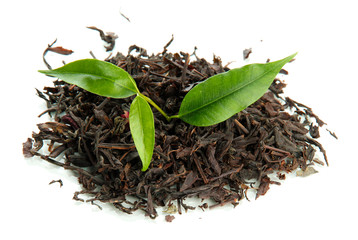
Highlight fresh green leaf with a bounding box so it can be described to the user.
[177,53,297,126]
[129,95,155,171]
[39,59,139,98]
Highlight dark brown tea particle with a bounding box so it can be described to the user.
[165,215,175,222]
[243,48,252,60]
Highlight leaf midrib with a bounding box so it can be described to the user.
[138,98,147,155]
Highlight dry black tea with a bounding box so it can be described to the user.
[23,31,328,219]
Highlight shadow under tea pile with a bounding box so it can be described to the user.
[23,43,328,219]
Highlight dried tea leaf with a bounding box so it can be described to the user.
[47,46,74,55]
[180,171,198,192]
[87,26,118,51]
[243,48,252,60]
[296,166,318,177]
[165,215,175,222]
[22,138,34,158]
[163,204,177,214]
[49,179,63,187]
[206,144,221,175]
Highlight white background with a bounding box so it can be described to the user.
[1,0,357,239]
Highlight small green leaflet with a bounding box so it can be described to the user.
[129,95,155,171]
[38,59,139,98]
[177,53,297,126]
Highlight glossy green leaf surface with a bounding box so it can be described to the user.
[178,53,297,126]
[39,59,139,98]
[129,95,155,171]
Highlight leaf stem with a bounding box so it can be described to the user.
[169,114,180,119]
[138,93,171,122]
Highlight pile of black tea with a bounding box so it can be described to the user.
[23,35,328,219]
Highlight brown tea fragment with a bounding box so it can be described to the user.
[279,69,288,75]
[243,48,252,60]
[42,39,74,70]
[87,26,118,51]
[326,129,338,139]
[163,204,177,214]
[22,138,34,158]
[256,177,271,200]
[180,171,198,192]
[49,179,63,187]
[255,176,281,199]
[296,167,318,177]
[120,11,131,22]
[47,46,74,55]
[165,215,175,222]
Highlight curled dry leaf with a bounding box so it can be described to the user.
[87,26,118,51]
[47,46,74,55]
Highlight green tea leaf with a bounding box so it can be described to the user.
[177,53,297,126]
[39,59,139,98]
[129,95,155,171]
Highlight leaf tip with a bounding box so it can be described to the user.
[38,69,52,75]
[288,52,298,61]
